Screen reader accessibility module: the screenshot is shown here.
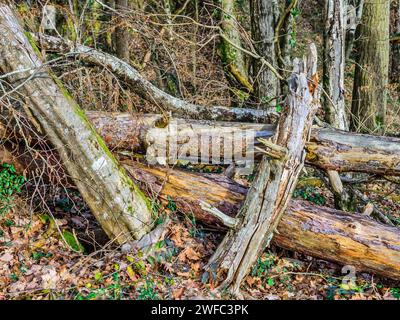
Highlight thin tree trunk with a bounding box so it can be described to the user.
[391,0,400,84]
[323,0,351,211]
[115,0,130,61]
[220,0,253,95]
[351,0,390,132]
[324,0,348,130]
[250,0,280,107]
[204,45,320,294]
[0,4,152,244]
[345,0,364,60]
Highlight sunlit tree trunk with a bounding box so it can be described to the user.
[351,0,390,132]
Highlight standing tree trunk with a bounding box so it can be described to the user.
[345,0,364,60]
[324,0,348,130]
[115,0,130,61]
[390,0,400,85]
[250,0,280,108]
[323,0,351,211]
[351,0,390,132]
[0,4,152,244]
[205,45,320,295]
[220,0,253,95]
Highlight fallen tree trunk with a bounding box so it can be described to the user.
[85,111,400,176]
[0,5,152,244]
[121,161,400,281]
[2,145,399,281]
[33,33,276,123]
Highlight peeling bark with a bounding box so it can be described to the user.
[121,161,400,281]
[323,0,348,130]
[204,45,320,294]
[82,112,400,176]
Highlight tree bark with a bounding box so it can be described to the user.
[390,0,400,84]
[323,0,348,130]
[345,0,364,60]
[121,161,400,281]
[3,144,400,281]
[4,109,400,176]
[203,45,320,294]
[351,0,390,132]
[0,4,152,244]
[114,0,130,61]
[250,0,280,107]
[85,111,400,176]
[220,0,253,93]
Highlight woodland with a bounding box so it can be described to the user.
[0,0,399,300]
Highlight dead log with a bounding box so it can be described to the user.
[203,46,321,294]
[306,128,400,176]
[84,111,400,176]
[0,5,152,244]
[33,33,277,123]
[122,161,400,281]
[2,145,400,281]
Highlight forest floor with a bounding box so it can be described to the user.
[0,174,399,300]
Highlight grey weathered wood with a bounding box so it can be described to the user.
[324,0,348,130]
[204,44,321,294]
[4,108,400,176]
[0,4,152,244]
[250,0,280,106]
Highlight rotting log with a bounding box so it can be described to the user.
[121,161,400,281]
[0,4,152,244]
[2,145,400,281]
[84,111,400,176]
[3,110,400,176]
[204,45,321,294]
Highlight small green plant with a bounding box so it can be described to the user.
[251,253,276,278]
[32,251,53,261]
[293,186,326,205]
[166,196,177,212]
[0,164,25,216]
[391,287,400,299]
[137,279,159,300]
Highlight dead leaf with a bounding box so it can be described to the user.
[246,276,255,286]
[172,287,185,299]
[0,252,13,263]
